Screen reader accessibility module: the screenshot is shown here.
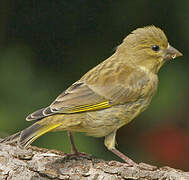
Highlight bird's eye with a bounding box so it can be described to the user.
[152,45,160,52]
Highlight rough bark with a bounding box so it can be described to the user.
[0,142,189,180]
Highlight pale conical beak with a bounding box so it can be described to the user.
[164,44,183,60]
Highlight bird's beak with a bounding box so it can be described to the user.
[164,44,183,60]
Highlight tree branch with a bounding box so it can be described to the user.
[0,142,189,180]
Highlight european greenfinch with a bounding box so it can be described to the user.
[1,26,182,166]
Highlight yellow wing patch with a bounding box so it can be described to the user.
[61,101,112,114]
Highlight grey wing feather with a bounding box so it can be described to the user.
[26,107,59,121]
[26,81,107,121]
[50,81,106,108]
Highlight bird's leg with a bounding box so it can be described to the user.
[67,131,90,157]
[110,147,137,166]
[105,131,137,166]
[67,131,79,154]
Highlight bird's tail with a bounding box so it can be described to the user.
[1,121,62,147]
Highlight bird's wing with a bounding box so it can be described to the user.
[82,63,151,105]
[26,81,112,121]
[51,81,112,113]
[26,64,151,121]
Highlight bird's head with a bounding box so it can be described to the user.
[117,26,183,73]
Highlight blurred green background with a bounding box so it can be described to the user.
[0,0,189,170]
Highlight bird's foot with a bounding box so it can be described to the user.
[110,148,138,167]
[65,150,92,159]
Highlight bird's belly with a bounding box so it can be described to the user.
[69,97,153,137]
[116,97,152,129]
[55,96,153,138]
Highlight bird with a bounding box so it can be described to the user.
[1,25,182,166]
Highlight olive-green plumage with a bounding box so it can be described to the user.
[1,26,182,165]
